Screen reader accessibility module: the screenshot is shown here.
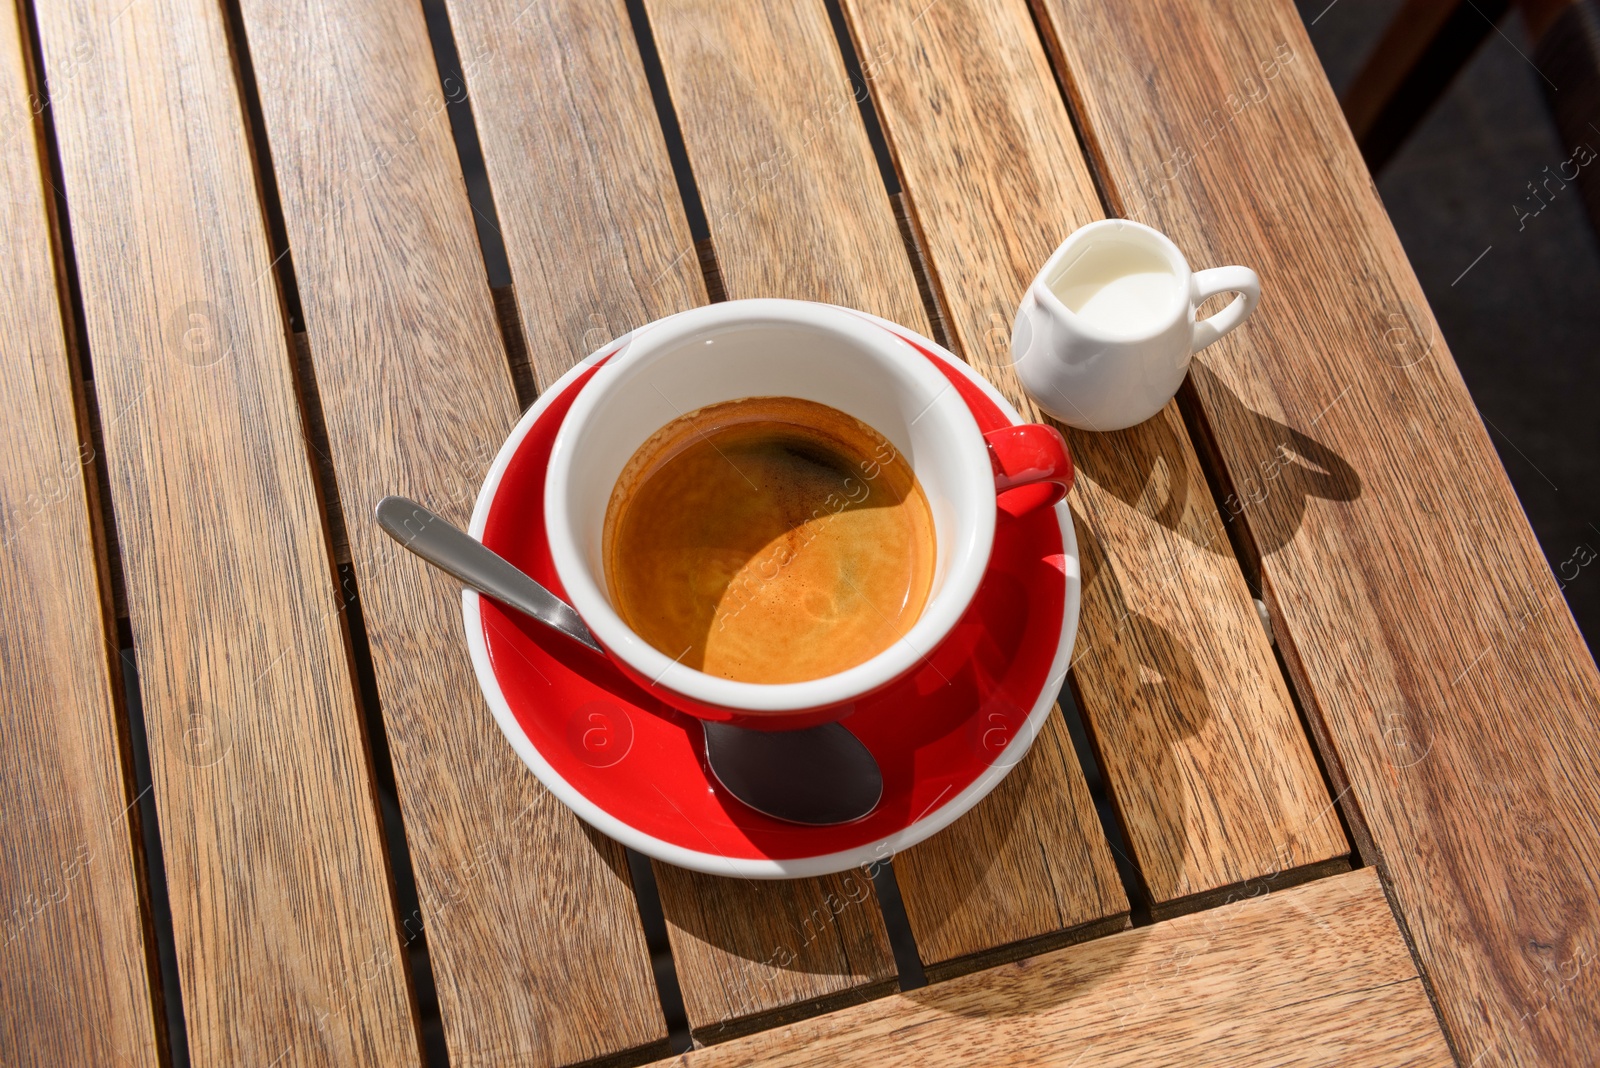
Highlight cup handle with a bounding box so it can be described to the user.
[1190,266,1261,352]
[984,424,1074,514]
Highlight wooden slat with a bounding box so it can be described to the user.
[644,0,926,327]
[33,2,420,1064]
[651,871,895,1041]
[644,0,1128,1010]
[440,0,705,384]
[0,5,161,1064]
[233,1,667,1064]
[838,0,1348,919]
[890,710,1130,973]
[1032,1,1600,1063]
[649,867,1453,1067]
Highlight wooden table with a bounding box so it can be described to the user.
[3,0,1596,1065]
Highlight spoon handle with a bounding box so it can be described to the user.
[374,496,603,653]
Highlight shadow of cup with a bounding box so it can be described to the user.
[1066,403,1194,541]
[1069,511,1211,898]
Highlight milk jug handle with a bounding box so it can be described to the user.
[1190,266,1260,352]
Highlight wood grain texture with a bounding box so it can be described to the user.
[1033,1,1600,1062]
[645,0,1127,993]
[33,2,420,1064]
[839,0,1348,915]
[0,4,161,1064]
[645,0,926,328]
[652,869,894,1042]
[234,1,667,1064]
[893,711,1129,974]
[440,0,705,386]
[649,867,1453,1068]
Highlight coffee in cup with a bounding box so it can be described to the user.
[604,396,935,684]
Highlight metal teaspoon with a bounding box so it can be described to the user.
[374,495,882,826]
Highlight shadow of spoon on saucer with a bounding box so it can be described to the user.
[374,495,882,827]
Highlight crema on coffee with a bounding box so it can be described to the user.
[603,396,934,684]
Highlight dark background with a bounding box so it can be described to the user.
[1295,0,1600,649]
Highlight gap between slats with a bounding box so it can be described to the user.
[117,650,193,1068]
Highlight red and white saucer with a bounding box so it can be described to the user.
[463,311,1081,878]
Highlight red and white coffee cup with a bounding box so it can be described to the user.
[541,299,1072,729]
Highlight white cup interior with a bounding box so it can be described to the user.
[546,300,996,713]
